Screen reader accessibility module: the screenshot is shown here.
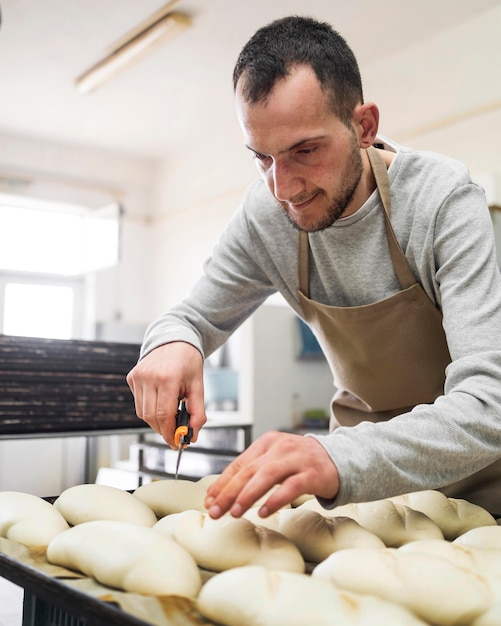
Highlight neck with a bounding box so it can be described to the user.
[341,149,377,218]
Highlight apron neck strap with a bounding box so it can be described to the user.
[367,146,415,289]
[298,146,416,296]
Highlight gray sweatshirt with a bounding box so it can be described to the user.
[141,145,501,507]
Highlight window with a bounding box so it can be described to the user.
[3,282,75,339]
[0,192,121,339]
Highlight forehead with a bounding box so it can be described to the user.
[235,66,338,152]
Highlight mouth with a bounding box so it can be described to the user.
[287,192,319,212]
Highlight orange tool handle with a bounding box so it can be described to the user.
[174,398,192,449]
[174,425,190,448]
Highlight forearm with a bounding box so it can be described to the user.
[311,363,501,507]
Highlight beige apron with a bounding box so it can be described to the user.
[297,146,501,514]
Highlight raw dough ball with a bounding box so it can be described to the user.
[454,525,501,549]
[291,493,315,507]
[154,509,304,573]
[54,484,157,526]
[300,498,444,546]
[277,509,385,562]
[46,520,201,597]
[390,490,496,540]
[312,547,492,625]
[400,539,501,626]
[133,479,207,516]
[400,539,501,579]
[197,565,428,626]
[242,507,281,531]
[195,474,220,489]
[0,491,69,549]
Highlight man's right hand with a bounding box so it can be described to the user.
[126,342,207,448]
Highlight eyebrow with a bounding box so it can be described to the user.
[246,135,327,156]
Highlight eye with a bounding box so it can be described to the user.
[253,151,270,162]
[296,146,316,155]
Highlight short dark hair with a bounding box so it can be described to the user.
[233,15,364,126]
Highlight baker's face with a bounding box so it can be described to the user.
[236,66,364,232]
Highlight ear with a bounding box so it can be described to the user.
[352,102,379,148]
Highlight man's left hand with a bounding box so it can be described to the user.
[204,431,339,518]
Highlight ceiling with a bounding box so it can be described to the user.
[1,0,501,174]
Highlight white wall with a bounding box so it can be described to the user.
[148,147,255,317]
[0,437,87,496]
[361,4,501,178]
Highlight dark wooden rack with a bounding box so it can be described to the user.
[0,334,143,435]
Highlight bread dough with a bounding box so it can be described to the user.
[300,498,444,546]
[0,491,69,549]
[390,491,496,540]
[400,540,501,626]
[197,565,428,625]
[277,509,385,562]
[291,493,315,507]
[312,547,492,625]
[133,479,207,516]
[242,507,281,530]
[54,484,157,526]
[400,539,501,579]
[46,520,201,597]
[154,509,304,573]
[244,507,384,561]
[454,525,501,549]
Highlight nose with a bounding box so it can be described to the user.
[269,160,303,202]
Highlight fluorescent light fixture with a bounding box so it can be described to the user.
[75,10,191,94]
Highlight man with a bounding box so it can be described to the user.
[127,16,501,519]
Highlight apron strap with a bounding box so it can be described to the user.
[367,146,416,290]
[297,146,417,296]
[298,230,310,298]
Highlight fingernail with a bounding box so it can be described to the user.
[259,505,269,518]
[208,504,222,519]
[231,503,243,517]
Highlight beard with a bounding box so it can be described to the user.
[282,135,364,233]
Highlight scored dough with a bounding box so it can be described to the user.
[312,547,492,626]
[400,539,501,579]
[54,484,157,527]
[454,525,501,549]
[154,509,304,573]
[133,479,208,516]
[197,565,428,626]
[0,491,69,549]
[300,498,444,546]
[390,491,496,540]
[46,520,201,597]
[277,509,385,562]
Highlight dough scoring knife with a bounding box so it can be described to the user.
[174,397,192,480]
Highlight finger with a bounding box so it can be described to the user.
[155,386,181,447]
[207,456,282,519]
[257,474,309,517]
[126,370,143,419]
[226,455,302,517]
[184,385,207,444]
[205,438,269,503]
[204,458,255,518]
